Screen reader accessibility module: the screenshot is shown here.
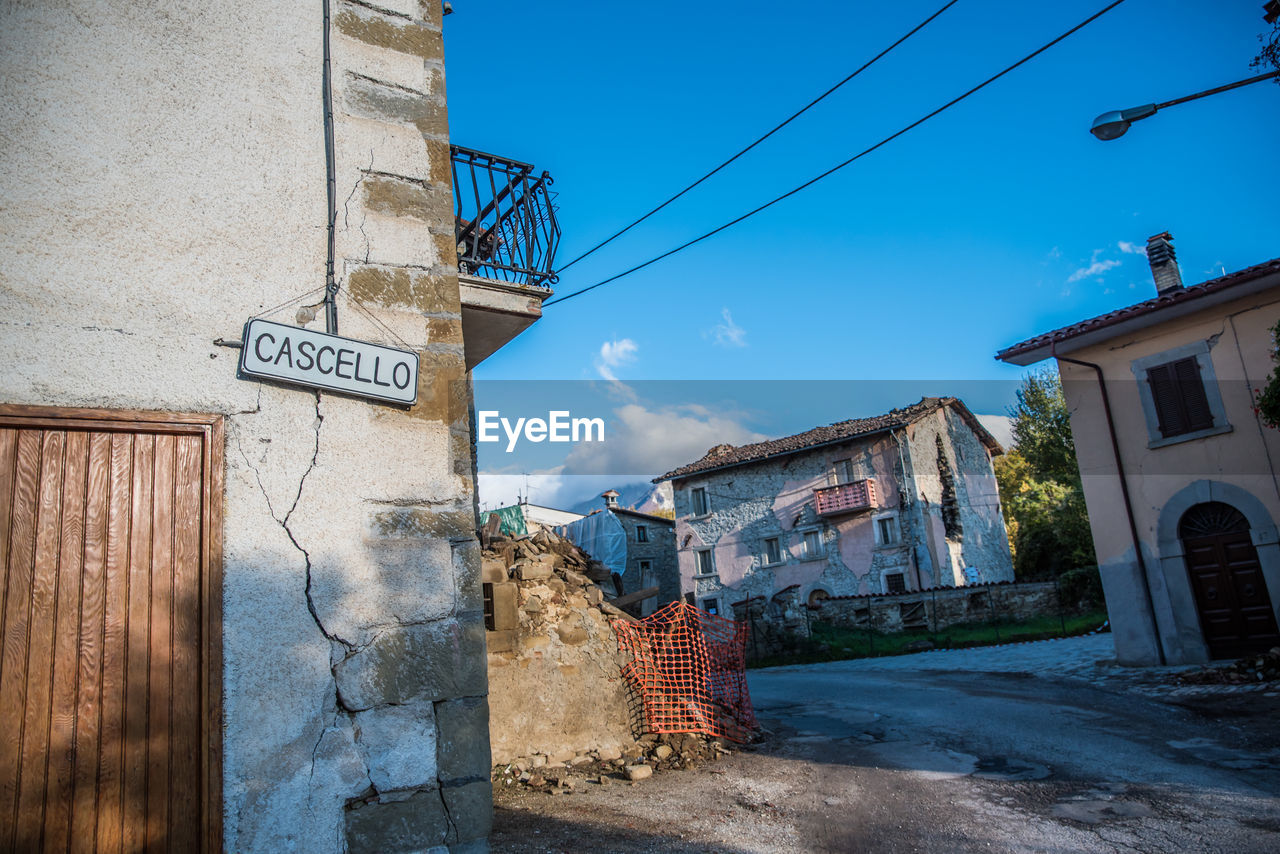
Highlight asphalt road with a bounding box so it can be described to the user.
[492,640,1280,852]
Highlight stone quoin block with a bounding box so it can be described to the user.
[353,700,439,792]
[490,582,519,631]
[441,780,493,844]
[335,619,487,710]
[345,788,449,854]
[435,696,492,782]
[481,555,508,583]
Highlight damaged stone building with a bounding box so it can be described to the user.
[0,1,552,851]
[655,398,1014,613]
[556,490,679,616]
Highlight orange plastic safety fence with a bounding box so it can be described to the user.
[614,601,757,743]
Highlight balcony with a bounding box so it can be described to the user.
[814,479,876,517]
[453,145,561,368]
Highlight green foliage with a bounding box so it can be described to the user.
[996,370,1097,579]
[1009,368,1078,483]
[1058,566,1105,611]
[1256,320,1280,429]
[1253,18,1280,76]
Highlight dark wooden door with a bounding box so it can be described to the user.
[0,406,223,853]
[1181,502,1280,660]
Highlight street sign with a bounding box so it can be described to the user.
[238,318,419,406]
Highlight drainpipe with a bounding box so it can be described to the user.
[1052,342,1165,664]
[321,0,339,334]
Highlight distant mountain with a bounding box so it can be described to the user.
[568,481,673,516]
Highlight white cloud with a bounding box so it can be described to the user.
[1066,252,1121,284]
[1118,240,1146,256]
[595,338,637,381]
[710,307,747,348]
[560,401,768,479]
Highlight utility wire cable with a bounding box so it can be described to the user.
[545,0,1128,309]
[555,0,962,275]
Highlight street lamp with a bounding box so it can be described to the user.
[1090,69,1280,140]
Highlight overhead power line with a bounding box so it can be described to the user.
[545,0,1128,309]
[555,0,962,275]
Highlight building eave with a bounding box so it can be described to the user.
[996,258,1280,366]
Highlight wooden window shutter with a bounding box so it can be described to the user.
[1148,357,1213,438]
[1173,357,1214,432]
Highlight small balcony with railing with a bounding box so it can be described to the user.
[814,478,877,517]
[453,145,560,368]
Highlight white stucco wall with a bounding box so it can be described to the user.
[2,2,488,850]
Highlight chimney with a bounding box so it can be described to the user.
[602,489,619,508]
[1146,232,1183,295]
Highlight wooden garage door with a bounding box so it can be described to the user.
[0,406,223,853]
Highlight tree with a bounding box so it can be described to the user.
[995,370,1097,579]
[1253,15,1280,77]
[1255,319,1280,429]
[1009,369,1078,483]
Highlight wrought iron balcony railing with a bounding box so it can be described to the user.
[451,145,560,289]
[814,479,876,517]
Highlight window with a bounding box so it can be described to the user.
[876,515,899,546]
[701,598,720,616]
[636,524,649,543]
[695,548,715,576]
[1147,358,1214,438]
[690,486,709,516]
[885,573,906,594]
[833,458,855,484]
[802,529,824,559]
[763,536,782,565]
[1131,341,1231,449]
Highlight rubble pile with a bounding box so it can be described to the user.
[483,525,641,772]
[482,526,631,646]
[492,731,735,794]
[1175,647,1280,685]
[484,525,756,789]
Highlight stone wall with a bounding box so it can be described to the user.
[734,582,1061,659]
[483,529,640,768]
[815,581,1060,634]
[0,2,492,851]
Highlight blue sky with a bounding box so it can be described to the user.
[444,0,1280,508]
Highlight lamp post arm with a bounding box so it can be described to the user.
[1156,69,1280,110]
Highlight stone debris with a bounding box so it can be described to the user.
[493,731,737,794]
[1175,647,1280,685]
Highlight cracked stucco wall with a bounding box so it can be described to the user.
[1,1,491,852]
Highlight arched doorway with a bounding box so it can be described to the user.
[1180,502,1280,659]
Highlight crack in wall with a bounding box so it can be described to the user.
[437,785,458,845]
[280,393,359,653]
[344,151,374,264]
